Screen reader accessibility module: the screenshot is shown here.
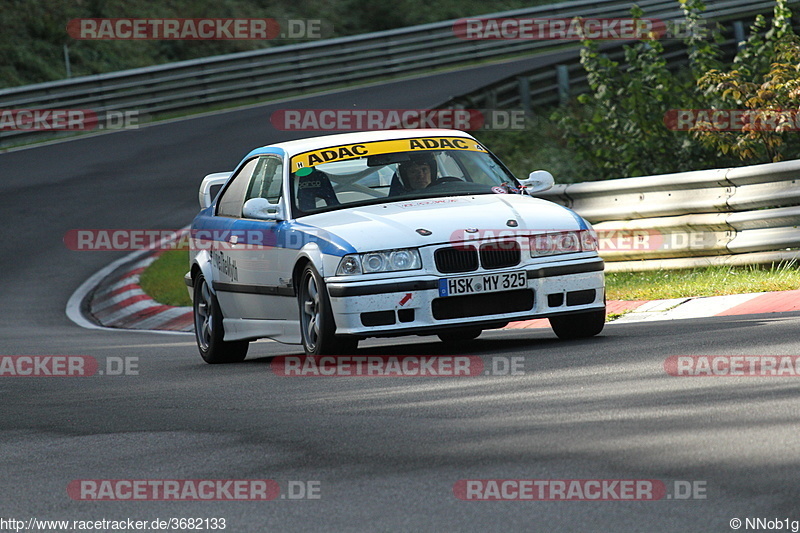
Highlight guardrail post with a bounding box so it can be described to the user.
[556,65,570,105]
[487,89,498,110]
[63,44,72,79]
[517,76,532,116]
[733,21,745,49]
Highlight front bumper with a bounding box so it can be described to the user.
[326,256,605,337]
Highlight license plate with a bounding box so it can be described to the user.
[438,271,527,297]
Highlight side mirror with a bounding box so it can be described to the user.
[199,172,231,209]
[518,170,555,195]
[242,198,284,221]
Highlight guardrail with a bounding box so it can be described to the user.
[535,159,800,271]
[441,7,796,112]
[442,41,707,116]
[0,0,785,146]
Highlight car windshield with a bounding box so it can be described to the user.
[289,138,519,216]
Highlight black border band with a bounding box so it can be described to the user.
[213,281,295,297]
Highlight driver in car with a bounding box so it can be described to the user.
[397,153,437,190]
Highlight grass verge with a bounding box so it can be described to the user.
[140,251,800,308]
[605,263,800,301]
[138,249,192,307]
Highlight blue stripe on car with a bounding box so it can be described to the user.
[234,219,356,256]
[192,216,356,257]
[560,205,589,230]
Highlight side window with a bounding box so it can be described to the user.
[245,155,284,205]
[216,158,259,218]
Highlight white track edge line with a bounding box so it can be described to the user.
[65,228,193,336]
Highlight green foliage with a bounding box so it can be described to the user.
[733,15,770,80]
[552,0,800,178]
[680,0,724,79]
[475,115,596,183]
[552,0,728,179]
[695,0,800,162]
[0,0,558,88]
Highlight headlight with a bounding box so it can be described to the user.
[389,250,417,270]
[530,230,597,257]
[336,249,422,275]
[337,256,361,275]
[580,229,598,251]
[363,253,386,273]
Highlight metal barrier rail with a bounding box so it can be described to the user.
[442,7,786,112]
[0,0,784,146]
[2,2,795,272]
[535,159,800,271]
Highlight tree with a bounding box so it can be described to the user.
[553,0,727,178]
[554,0,800,176]
[694,0,800,162]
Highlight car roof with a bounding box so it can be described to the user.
[246,129,478,159]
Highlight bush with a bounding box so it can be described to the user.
[552,0,800,178]
[695,0,800,162]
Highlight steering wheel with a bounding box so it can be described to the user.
[427,176,464,187]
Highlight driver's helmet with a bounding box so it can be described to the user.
[397,152,438,189]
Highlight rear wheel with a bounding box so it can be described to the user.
[193,273,248,363]
[549,308,606,340]
[298,264,358,355]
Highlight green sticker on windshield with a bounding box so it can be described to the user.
[295,166,314,177]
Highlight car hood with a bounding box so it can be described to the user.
[297,194,586,252]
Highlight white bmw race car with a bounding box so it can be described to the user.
[186,129,605,362]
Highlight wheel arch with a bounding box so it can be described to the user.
[292,244,325,290]
[191,250,215,293]
[292,257,311,295]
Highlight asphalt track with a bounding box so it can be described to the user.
[1,53,800,532]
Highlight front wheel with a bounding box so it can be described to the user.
[193,273,248,363]
[298,264,358,355]
[549,308,606,340]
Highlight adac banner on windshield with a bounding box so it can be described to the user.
[290,137,488,172]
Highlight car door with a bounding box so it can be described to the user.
[225,155,297,321]
[210,157,258,319]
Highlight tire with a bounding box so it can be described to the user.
[193,273,248,364]
[437,328,482,343]
[549,308,606,340]
[298,264,358,356]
